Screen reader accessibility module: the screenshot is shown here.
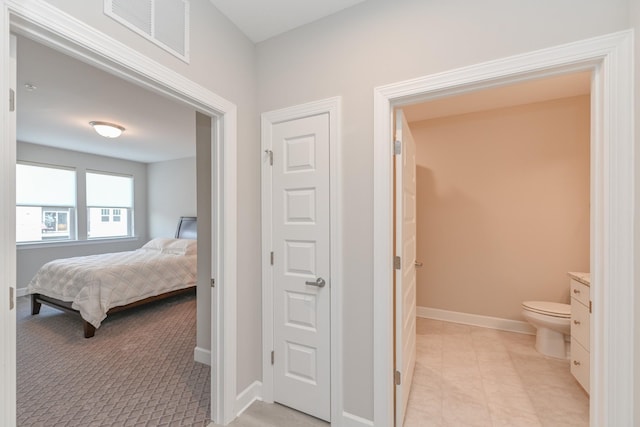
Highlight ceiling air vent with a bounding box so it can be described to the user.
[105,0,190,63]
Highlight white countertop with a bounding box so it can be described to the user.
[568,271,590,286]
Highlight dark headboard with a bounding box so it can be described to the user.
[175,216,197,239]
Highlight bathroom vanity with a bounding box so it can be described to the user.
[568,272,590,394]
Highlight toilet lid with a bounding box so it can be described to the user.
[522,301,571,318]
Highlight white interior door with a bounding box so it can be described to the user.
[395,109,417,426]
[271,113,331,421]
[0,34,17,425]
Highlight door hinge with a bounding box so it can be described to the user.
[395,370,401,385]
[9,88,15,112]
[394,140,402,155]
[210,278,215,288]
[394,256,401,270]
[9,287,14,311]
[589,300,592,314]
[270,251,274,265]
[271,350,275,365]
[265,149,273,166]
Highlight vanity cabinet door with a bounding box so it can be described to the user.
[571,337,590,392]
[571,297,590,348]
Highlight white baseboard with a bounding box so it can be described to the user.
[235,381,263,416]
[17,287,28,297]
[342,411,374,427]
[417,306,535,335]
[193,346,211,366]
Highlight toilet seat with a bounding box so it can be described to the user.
[522,301,571,318]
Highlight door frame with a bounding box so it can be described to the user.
[373,31,634,426]
[261,97,343,423]
[0,0,238,424]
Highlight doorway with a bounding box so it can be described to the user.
[0,2,238,425]
[394,79,591,425]
[14,32,207,425]
[374,31,634,426]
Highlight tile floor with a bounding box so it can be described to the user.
[221,318,589,427]
[404,318,589,427]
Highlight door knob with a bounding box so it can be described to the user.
[305,277,326,288]
[415,261,423,267]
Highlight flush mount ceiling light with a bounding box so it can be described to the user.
[89,121,125,138]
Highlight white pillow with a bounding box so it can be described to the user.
[162,239,197,256]
[140,238,173,251]
[141,238,197,255]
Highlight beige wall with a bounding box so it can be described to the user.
[412,96,590,320]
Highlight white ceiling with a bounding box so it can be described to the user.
[209,0,368,43]
[17,36,195,164]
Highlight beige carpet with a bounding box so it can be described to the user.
[17,291,210,426]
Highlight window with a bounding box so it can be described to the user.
[16,163,77,243]
[87,171,133,238]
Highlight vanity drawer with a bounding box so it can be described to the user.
[571,297,590,348]
[570,280,590,307]
[571,337,590,394]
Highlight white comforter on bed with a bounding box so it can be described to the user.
[27,238,197,329]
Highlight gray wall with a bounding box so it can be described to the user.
[632,0,640,422]
[195,112,212,354]
[41,0,262,392]
[256,0,630,419]
[16,141,148,290]
[147,156,197,239]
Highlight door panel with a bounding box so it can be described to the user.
[272,113,330,421]
[395,109,417,426]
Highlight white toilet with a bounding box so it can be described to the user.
[521,301,571,359]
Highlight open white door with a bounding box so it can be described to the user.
[270,113,331,421]
[0,34,17,425]
[394,109,416,426]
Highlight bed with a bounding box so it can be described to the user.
[28,216,198,338]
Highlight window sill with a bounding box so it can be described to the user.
[17,236,140,250]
